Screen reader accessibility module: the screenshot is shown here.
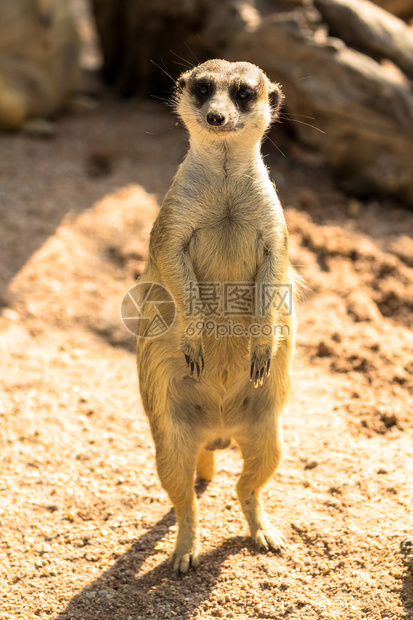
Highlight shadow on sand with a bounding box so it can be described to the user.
[400,562,413,619]
[53,483,260,620]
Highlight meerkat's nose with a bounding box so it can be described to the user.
[207,112,226,126]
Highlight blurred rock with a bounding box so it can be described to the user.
[371,0,413,20]
[0,0,80,130]
[91,0,413,206]
[227,5,413,206]
[314,0,413,80]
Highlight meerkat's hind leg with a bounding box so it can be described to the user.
[154,428,201,574]
[235,418,286,552]
[196,447,215,482]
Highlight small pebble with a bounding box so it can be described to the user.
[304,460,318,470]
[316,341,333,357]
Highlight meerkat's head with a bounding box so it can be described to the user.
[174,59,283,146]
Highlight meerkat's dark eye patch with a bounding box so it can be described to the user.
[231,84,257,109]
[190,79,214,106]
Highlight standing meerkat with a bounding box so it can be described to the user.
[135,59,297,574]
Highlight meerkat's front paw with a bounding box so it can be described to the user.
[253,526,286,552]
[181,337,204,379]
[250,344,272,388]
[170,541,200,574]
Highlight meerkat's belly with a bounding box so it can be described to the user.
[190,219,260,282]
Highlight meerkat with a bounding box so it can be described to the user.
[0,0,79,131]
[136,59,297,574]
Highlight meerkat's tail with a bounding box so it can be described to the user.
[196,448,215,482]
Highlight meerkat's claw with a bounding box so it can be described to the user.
[253,368,260,388]
[254,526,286,552]
[185,354,204,380]
[250,345,272,388]
[251,359,269,388]
[251,361,261,387]
[182,340,205,380]
[171,546,200,575]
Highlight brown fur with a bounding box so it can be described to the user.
[136,60,297,573]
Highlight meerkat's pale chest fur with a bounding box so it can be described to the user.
[136,59,297,574]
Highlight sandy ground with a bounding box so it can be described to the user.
[0,95,412,620]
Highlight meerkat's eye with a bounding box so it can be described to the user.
[236,88,250,101]
[197,83,209,96]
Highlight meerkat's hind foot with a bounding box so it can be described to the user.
[253,526,286,552]
[171,546,200,575]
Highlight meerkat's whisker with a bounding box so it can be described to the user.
[183,41,200,65]
[149,58,175,83]
[280,115,325,134]
[280,112,316,120]
[150,94,171,104]
[169,48,194,69]
[264,134,286,157]
[171,59,194,70]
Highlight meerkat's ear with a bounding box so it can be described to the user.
[268,81,284,118]
[176,70,192,92]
